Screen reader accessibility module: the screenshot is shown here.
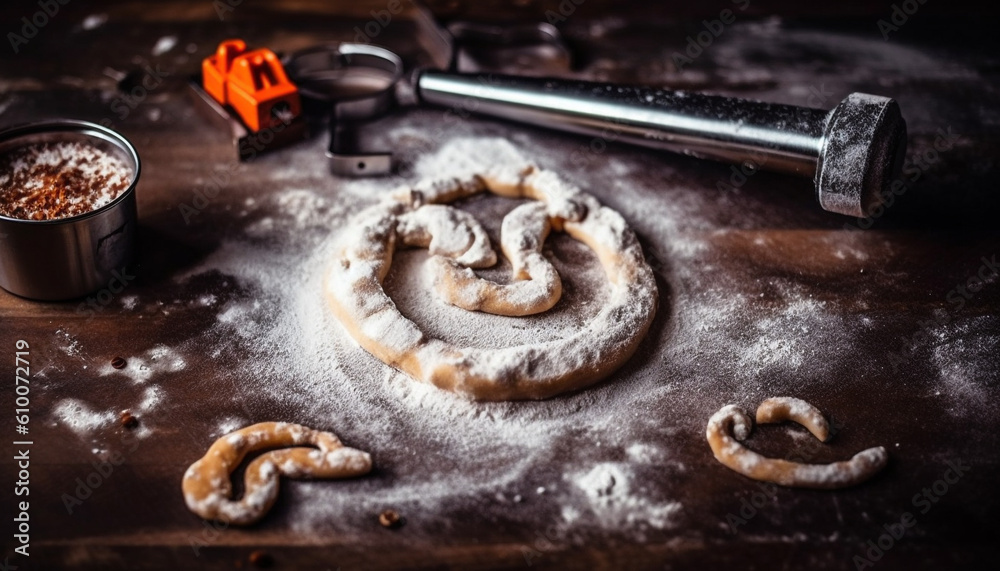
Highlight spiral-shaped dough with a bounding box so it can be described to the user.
[325,140,658,401]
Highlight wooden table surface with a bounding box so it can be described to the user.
[1,1,998,569]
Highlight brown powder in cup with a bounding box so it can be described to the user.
[0,141,133,220]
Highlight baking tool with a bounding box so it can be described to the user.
[283,43,402,176]
[281,11,574,178]
[189,39,308,160]
[0,120,139,300]
[283,37,906,217]
[416,75,907,217]
[202,39,301,132]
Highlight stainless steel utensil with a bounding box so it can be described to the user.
[0,120,140,301]
[415,73,907,217]
[285,41,907,217]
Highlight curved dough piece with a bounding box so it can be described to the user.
[326,141,658,401]
[182,422,372,525]
[756,396,831,442]
[706,401,888,489]
[397,205,496,268]
[430,201,562,316]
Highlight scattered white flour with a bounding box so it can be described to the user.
[151,35,177,56]
[195,294,217,307]
[139,129,890,539]
[214,416,250,438]
[52,399,117,437]
[157,135,696,537]
[51,382,164,443]
[930,316,1000,412]
[626,443,663,464]
[81,14,107,31]
[736,297,827,375]
[38,109,994,543]
[136,384,165,411]
[56,328,85,359]
[97,344,187,384]
[563,463,682,535]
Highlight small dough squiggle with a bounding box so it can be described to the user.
[182,422,372,525]
[430,201,561,316]
[706,398,887,489]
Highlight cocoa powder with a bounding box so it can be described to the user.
[0,141,132,220]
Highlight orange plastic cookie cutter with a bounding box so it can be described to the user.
[202,39,301,132]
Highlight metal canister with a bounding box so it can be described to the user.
[0,120,140,301]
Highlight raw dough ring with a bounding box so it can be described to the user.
[182,422,372,525]
[325,143,658,401]
[706,397,888,489]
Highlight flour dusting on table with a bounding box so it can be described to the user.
[156,132,881,537]
[37,115,996,543]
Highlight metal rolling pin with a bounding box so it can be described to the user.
[416,71,907,218]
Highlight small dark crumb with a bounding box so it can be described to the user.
[379,509,403,529]
[111,356,127,369]
[120,411,138,429]
[248,550,273,568]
